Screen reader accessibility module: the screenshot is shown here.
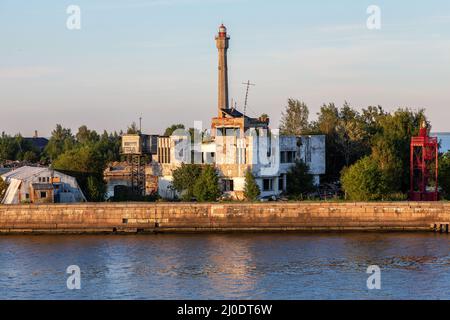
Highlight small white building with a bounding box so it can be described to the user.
[1,166,86,204]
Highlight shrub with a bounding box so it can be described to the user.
[341,156,390,201]
[193,165,221,202]
[244,170,260,201]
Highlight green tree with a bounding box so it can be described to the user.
[244,170,260,201]
[164,124,185,137]
[286,160,315,198]
[371,108,426,193]
[44,125,75,161]
[22,150,39,162]
[309,102,377,182]
[279,99,310,136]
[193,165,221,202]
[0,133,19,162]
[341,156,390,201]
[86,176,106,202]
[127,122,140,134]
[171,163,203,201]
[439,152,450,200]
[76,125,100,144]
[52,144,106,174]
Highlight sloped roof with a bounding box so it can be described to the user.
[221,108,249,119]
[1,166,48,182]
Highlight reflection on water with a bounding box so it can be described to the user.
[0,233,449,300]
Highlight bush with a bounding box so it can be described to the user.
[86,176,106,202]
[171,163,203,201]
[286,160,315,199]
[341,156,391,201]
[244,170,260,201]
[193,165,221,202]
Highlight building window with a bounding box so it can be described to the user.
[223,179,234,192]
[40,191,47,198]
[281,151,296,163]
[278,176,285,192]
[263,179,273,191]
[25,193,30,199]
[280,151,286,163]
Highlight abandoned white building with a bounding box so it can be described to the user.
[127,25,325,200]
[1,166,86,204]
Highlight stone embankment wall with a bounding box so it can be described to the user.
[0,202,449,234]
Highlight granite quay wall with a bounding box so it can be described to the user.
[0,202,449,234]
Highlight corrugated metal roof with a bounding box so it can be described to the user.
[1,166,49,182]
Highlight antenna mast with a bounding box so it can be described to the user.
[242,80,255,117]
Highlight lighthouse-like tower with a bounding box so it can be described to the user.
[216,24,230,117]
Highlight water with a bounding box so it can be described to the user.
[435,133,450,153]
[0,233,449,300]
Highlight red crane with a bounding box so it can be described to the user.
[409,122,439,201]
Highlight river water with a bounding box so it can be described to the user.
[0,233,449,300]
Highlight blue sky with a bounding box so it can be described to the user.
[1,0,450,136]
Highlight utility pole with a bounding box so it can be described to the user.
[139,116,142,134]
[242,80,255,117]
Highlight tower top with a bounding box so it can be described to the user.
[217,24,228,38]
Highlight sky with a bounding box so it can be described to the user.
[1,0,450,137]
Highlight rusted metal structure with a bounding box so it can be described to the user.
[121,134,157,196]
[409,122,439,201]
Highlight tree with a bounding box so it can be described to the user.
[286,160,315,198]
[244,170,260,201]
[279,99,310,136]
[0,178,8,202]
[171,163,203,201]
[45,125,75,161]
[309,102,376,182]
[164,124,185,137]
[76,125,100,144]
[52,144,106,174]
[86,176,106,202]
[341,156,391,201]
[439,152,450,200]
[370,108,426,193]
[127,122,140,134]
[0,133,19,162]
[193,165,221,202]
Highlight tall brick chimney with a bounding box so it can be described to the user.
[216,24,230,118]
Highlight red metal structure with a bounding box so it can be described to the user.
[409,122,439,201]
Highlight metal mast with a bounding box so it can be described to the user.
[242,80,255,117]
